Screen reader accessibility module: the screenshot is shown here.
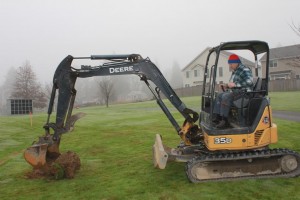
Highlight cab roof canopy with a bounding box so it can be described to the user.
[211,40,269,55]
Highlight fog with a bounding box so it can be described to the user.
[0,0,300,107]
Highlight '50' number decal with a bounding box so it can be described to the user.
[214,137,232,144]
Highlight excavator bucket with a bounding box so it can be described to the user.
[24,143,48,168]
[24,135,61,168]
[153,134,169,169]
[24,112,86,168]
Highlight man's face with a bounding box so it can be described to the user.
[229,63,239,71]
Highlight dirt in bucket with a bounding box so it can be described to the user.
[25,151,81,180]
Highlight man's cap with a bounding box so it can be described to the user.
[228,54,241,64]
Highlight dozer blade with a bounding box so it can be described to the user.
[153,134,169,169]
[152,134,202,169]
[24,135,60,168]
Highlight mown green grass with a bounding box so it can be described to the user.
[0,92,299,200]
[269,91,300,112]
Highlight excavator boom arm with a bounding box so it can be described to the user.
[47,54,198,140]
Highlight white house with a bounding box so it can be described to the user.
[260,44,300,80]
[182,47,257,87]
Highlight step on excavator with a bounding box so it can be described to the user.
[24,40,300,182]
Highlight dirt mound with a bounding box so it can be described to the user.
[52,151,81,179]
[25,151,81,180]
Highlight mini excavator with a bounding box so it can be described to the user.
[24,41,300,182]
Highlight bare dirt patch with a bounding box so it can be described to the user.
[25,151,81,180]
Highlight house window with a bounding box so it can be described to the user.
[269,60,278,68]
[185,84,190,87]
[186,71,190,78]
[218,67,223,77]
[194,70,198,77]
[271,73,290,80]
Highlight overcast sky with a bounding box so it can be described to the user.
[1,0,300,85]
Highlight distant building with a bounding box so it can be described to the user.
[260,44,300,80]
[7,99,33,115]
[182,47,256,87]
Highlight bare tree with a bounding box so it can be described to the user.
[43,82,55,110]
[34,87,48,108]
[169,60,183,89]
[289,20,300,37]
[44,82,53,99]
[98,77,114,107]
[11,61,47,108]
[286,21,300,69]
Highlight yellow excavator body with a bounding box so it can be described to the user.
[204,106,278,151]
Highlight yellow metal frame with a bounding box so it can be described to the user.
[204,106,278,151]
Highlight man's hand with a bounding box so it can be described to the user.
[227,82,236,88]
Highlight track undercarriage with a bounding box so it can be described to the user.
[153,134,300,182]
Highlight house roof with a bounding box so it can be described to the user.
[181,47,210,71]
[182,47,256,71]
[260,44,300,61]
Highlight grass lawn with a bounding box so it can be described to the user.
[269,91,300,112]
[0,92,299,200]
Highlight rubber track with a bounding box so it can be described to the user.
[186,148,300,183]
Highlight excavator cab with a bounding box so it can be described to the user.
[200,41,278,151]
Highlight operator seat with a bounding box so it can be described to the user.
[230,77,262,127]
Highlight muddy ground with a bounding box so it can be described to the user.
[26,151,81,180]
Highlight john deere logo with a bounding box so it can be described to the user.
[109,66,133,74]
